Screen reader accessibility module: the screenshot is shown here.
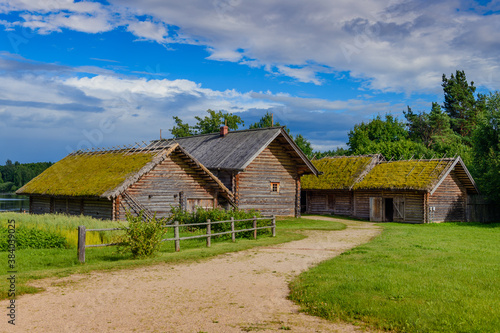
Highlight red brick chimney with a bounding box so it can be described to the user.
[220,125,229,137]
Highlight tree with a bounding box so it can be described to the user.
[292,134,313,158]
[194,109,244,134]
[169,109,244,138]
[472,91,500,202]
[442,70,485,138]
[347,114,408,154]
[170,116,194,138]
[249,112,281,129]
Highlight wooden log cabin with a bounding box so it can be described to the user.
[154,126,319,217]
[302,156,479,223]
[301,155,383,215]
[17,143,234,220]
[18,126,318,220]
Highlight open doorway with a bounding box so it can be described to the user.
[385,198,394,222]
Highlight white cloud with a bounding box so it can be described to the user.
[3,0,500,93]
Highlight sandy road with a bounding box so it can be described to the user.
[1,216,382,333]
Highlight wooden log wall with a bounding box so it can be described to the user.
[353,190,425,223]
[118,151,218,220]
[304,190,353,216]
[237,140,298,217]
[83,198,112,220]
[30,196,51,214]
[429,171,466,222]
[30,195,112,220]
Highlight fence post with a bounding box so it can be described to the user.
[272,215,276,237]
[174,221,180,252]
[231,217,235,242]
[206,219,211,247]
[253,216,257,239]
[78,225,86,263]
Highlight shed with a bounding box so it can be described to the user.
[302,156,479,223]
[154,126,319,217]
[17,143,233,220]
[353,157,479,223]
[301,155,383,215]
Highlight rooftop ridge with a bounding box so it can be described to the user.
[150,126,285,142]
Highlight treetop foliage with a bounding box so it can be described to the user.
[171,109,244,138]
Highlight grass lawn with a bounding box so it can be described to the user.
[0,213,345,300]
[289,222,500,333]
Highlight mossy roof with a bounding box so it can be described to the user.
[301,156,375,190]
[354,160,451,191]
[17,151,155,197]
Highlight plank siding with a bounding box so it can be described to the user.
[118,152,218,220]
[237,140,298,216]
[429,171,466,222]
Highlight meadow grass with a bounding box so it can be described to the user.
[0,212,125,248]
[289,222,500,333]
[0,213,345,299]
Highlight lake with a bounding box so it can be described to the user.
[0,193,29,212]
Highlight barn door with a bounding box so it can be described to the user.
[370,197,383,222]
[393,197,405,221]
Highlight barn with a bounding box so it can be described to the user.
[18,126,318,219]
[158,126,319,217]
[302,156,479,223]
[301,155,382,215]
[17,143,234,220]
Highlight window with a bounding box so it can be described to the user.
[271,182,280,193]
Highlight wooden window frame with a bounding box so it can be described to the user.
[270,182,280,194]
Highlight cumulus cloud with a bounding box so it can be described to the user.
[2,0,500,93]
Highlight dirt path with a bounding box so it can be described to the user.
[2,217,382,333]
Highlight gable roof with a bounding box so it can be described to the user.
[17,144,234,202]
[152,127,319,175]
[353,157,479,194]
[301,155,382,190]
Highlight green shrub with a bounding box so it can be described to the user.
[168,207,268,239]
[0,226,67,250]
[118,212,167,258]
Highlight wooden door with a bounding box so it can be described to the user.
[370,197,383,221]
[393,197,405,221]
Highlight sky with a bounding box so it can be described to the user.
[0,0,499,163]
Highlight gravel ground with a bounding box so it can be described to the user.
[1,216,382,333]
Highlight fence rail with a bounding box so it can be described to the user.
[77,216,276,263]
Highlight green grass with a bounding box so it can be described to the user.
[289,222,500,333]
[0,213,346,300]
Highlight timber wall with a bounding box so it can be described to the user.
[353,190,425,223]
[428,171,466,222]
[118,152,218,220]
[237,139,298,216]
[304,190,352,216]
[30,196,112,220]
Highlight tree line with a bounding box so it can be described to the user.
[0,160,53,193]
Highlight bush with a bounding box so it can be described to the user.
[118,212,167,258]
[168,207,268,239]
[0,226,68,250]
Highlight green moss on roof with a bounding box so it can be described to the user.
[354,160,449,191]
[301,156,374,190]
[18,152,154,197]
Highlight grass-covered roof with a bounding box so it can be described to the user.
[301,156,375,190]
[354,160,451,191]
[17,151,155,197]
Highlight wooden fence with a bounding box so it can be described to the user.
[467,195,500,223]
[77,216,276,263]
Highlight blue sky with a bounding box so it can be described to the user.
[0,0,499,163]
